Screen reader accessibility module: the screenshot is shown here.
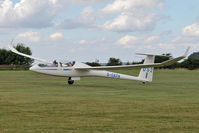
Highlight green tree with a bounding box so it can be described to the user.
[180,58,199,70]
[188,52,199,59]
[125,61,130,65]
[155,53,171,63]
[155,53,178,69]
[0,49,9,65]
[13,44,33,65]
[132,60,144,65]
[107,57,122,66]
[0,43,33,65]
[86,62,101,67]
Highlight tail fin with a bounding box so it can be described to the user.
[138,55,155,82]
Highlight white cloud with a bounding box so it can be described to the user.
[173,36,199,44]
[72,0,108,4]
[50,32,63,40]
[145,36,160,43]
[103,12,160,32]
[116,35,179,55]
[16,31,41,42]
[182,23,199,36]
[0,0,69,28]
[101,0,163,14]
[117,35,160,48]
[74,37,109,46]
[0,0,165,33]
[158,24,199,53]
[173,23,199,44]
[56,6,97,29]
[78,40,87,44]
[117,35,138,48]
[56,0,164,32]
[101,0,163,32]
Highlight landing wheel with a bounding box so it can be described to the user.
[68,77,74,85]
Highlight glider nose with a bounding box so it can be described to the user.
[29,65,38,71]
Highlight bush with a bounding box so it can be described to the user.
[0,65,30,70]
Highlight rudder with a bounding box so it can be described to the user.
[138,55,155,82]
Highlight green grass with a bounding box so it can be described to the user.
[0,70,199,133]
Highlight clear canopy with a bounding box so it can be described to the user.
[38,61,75,67]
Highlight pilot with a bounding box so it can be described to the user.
[52,60,58,67]
[68,62,72,66]
[72,61,75,66]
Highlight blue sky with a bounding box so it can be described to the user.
[0,0,199,63]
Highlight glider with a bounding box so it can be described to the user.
[8,40,190,85]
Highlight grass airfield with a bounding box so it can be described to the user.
[0,70,199,133]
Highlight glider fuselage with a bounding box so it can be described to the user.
[29,63,148,82]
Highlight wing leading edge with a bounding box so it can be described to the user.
[8,40,51,64]
[75,47,190,70]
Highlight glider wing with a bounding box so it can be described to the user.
[8,40,51,64]
[75,47,190,70]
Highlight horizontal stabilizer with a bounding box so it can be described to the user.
[136,53,170,57]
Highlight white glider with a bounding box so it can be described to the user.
[8,41,190,85]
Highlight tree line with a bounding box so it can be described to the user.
[0,44,199,70]
[0,44,33,65]
[86,53,199,70]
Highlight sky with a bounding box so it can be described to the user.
[0,0,199,63]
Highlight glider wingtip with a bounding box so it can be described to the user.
[183,46,191,57]
[8,39,15,49]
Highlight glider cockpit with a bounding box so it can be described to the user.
[38,61,76,68]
